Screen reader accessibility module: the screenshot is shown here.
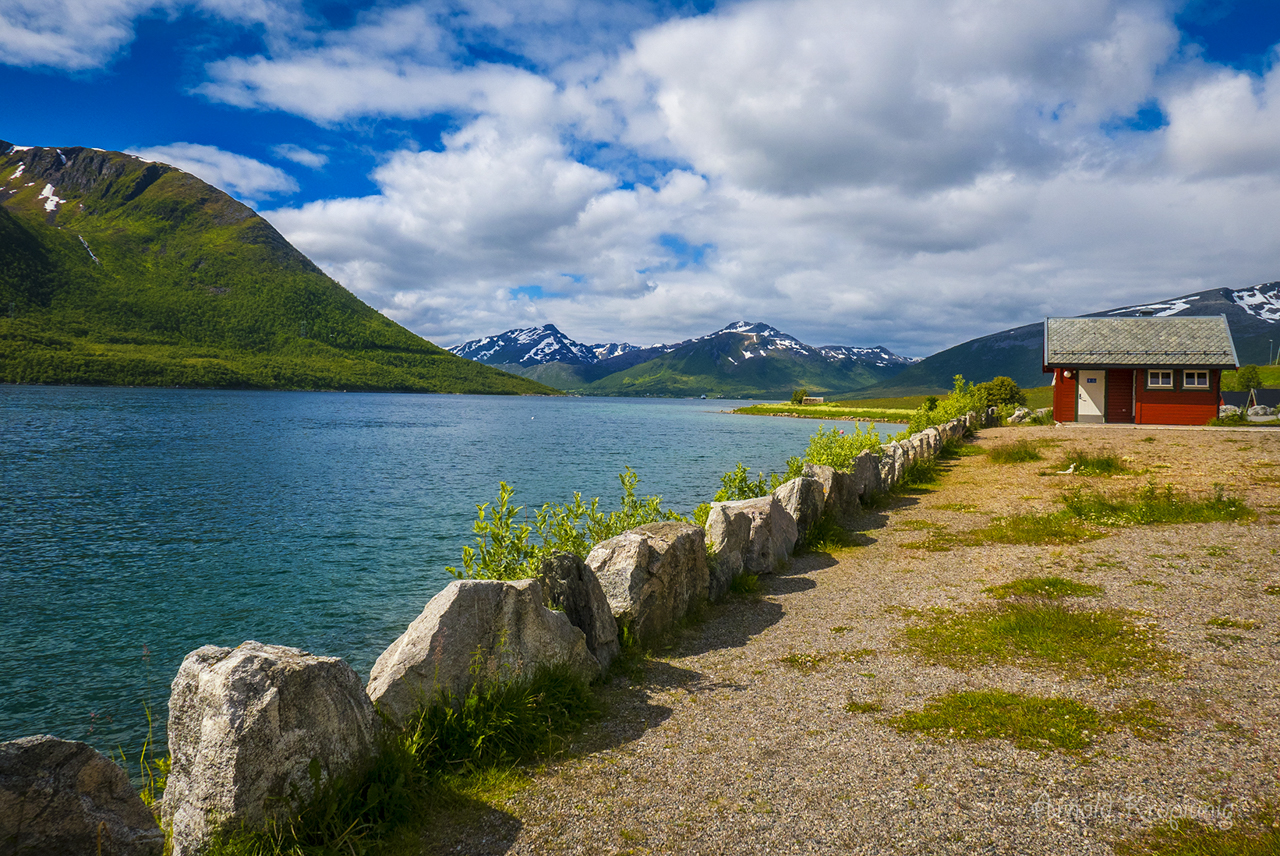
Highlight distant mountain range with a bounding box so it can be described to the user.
[449,321,917,398]
[0,141,553,395]
[853,282,1280,397]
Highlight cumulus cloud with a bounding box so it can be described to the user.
[127,142,299,204]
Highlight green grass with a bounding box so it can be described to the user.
[202,664,597,856]
[1057,448,1128,476]
[982,576,1104,599]
[987,439,1043,463]
[1206,616,1262,630]
[845,697,883,714]
[729,573,761,595]
[1108,698,1172,742]
[886,689,1102,753]
[1113,804,1280,856]
[732,403,914,422]
[1062,483,1254,526]
[905,511,1102,550]
[901,603,1177,678]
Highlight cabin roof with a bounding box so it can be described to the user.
[1043,315,1238,368]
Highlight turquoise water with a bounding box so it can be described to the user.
[0,386,903,757]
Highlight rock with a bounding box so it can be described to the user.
[367,578,599,726]
[587,521,709,643]
[707,496,798,576]
[538,552,621,671]
[1220,404,1240,416]
[1248,405,1276,416]
[771,476,826,547]
[0,735,163,856]
[164,642,379,856]
[923,427,942,455]
[879,442,904,488]
[802,463,859,519]
[853,450,881,500]
[704,503,751,600]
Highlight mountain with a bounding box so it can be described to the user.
[0,142,555,395]
[450,320,916,398]
[853,282,1280,397]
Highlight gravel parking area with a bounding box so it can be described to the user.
[430,424,1280,855]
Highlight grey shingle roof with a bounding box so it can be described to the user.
[1043,316,1238,367]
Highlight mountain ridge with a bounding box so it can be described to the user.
[0,141,555,395]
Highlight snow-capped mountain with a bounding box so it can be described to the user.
[449,320,916,397]
[448,324,600,366]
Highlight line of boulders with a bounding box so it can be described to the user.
[0,412,987,856]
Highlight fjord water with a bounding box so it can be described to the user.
[1,386,903,757]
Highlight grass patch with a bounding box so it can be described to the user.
[1113,804,1280,856]
[907,511,1102,550]
[1264,585,1280,596]
[779,652,828,674]
[983,576,1104,599]
[1206,616,1261,630]
[1062,483,1254,527]
[204,663,597,856]
[830,625,853,634]
[729,573,760,595]
[886,689,1101,753]
[1109,698,1172,742]
[845,697,883,715]
[901,603,1176,679]
[1057,448,1128,476]
[800,510,857,553]
[987,439,1043,464]
[899,519,945,530]
[935,502,978,512]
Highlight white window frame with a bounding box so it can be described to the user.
[1147,369,1173,389]
[1183,370,1209,389]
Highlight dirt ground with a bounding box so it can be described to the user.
[430,424,1280,855]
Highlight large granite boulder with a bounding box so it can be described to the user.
[771,476,825,547]
[586,521,709,643]
[367,578,599,725]
[853,450,881,500]
[802,463,860,519]
[706,496,798,576]
[704,504,750,600]
[0,735,163,856]
[538,552,620,672]
[164,642,379,856]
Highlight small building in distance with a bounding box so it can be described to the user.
[801,396,825,405]
[1043,315,1238,425]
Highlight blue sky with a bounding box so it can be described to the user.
[3,0,1280,355]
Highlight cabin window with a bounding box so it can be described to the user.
[1183,370,1209,389]
[1147,370,1173,389]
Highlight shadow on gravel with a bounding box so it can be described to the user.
[420,796,522,856]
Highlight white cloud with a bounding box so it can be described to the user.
[272,143,328,169]
[1163,59,1280,178]
[127,142,298,204]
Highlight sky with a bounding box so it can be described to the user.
[3,0,1280,356]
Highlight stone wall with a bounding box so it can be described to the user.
[4,412,981,854]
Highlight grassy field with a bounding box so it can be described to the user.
[1221,365,1280,388]
[733,386,1054,420]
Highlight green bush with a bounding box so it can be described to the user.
[713,463,780,501]
[790,387,807,405]
[905,375,987,434]
[798,423,882,472]
[975,376,1027,408]
[447,469,687,580]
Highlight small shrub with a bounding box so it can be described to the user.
[886,689,1102,753]
[714,463,777,502]
[987,439,1042,464]
[905,375,987,434]
[729,573,760,595]
[976,376,1027,408]
[983,576,1103,600]
[790,387,807,405]
[799,423,882,472]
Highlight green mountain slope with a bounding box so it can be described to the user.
[0,143,554,394]
[574,326,906,398]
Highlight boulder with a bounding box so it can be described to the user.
[706,496,798,576]
[704,503,751,600]
[923,427,942,455]
[879,441,903,488]
[770,476,826,548]
[1248,405,1276,417]
[802,463,860,519]
[164,642,379,856]
[0,735,163,856]
[587,521,709,643]
[1220,404,1241,416]
[852,450,881,499]
[538,552,621,671]
[367,578,599,725]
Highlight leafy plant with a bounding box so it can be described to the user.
[714,463,779,501]
[448,469,688,580]
[799,423,882,471]
[975,376,1027,408]
[905,375,987,434]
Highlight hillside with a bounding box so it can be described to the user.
[853,284,1280,397]
[451,322,915,398]
[0,143,554,395]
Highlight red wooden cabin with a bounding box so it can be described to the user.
[1043,316,1238,425]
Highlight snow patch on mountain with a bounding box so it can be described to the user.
[1107,296,1201,317]
[1231,284,1280,323]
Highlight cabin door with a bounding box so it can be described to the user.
[1077,370,1106,422]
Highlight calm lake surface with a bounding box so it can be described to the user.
[1,385,904,757]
